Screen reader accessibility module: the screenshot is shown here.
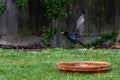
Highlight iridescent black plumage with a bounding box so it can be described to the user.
[62,32,87,48]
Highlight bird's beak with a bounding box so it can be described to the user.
[61,32,64,35]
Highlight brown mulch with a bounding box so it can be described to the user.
[0,43,120,52]
[0,44,45,52]
[93,43,120,49]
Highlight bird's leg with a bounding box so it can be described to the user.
[75,44,79,49]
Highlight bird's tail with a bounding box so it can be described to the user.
[78,41,87,48]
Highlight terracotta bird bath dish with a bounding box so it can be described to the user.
[57,61,111,73]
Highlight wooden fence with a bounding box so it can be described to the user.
[0,0,120,36]
[0,0,46,36]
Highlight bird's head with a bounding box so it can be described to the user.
[61,32,65,35]
[61,32,70,37]
[61,31,69,35]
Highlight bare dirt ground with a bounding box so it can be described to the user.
[0,43,120,52]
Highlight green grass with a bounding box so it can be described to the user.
[0,48,120,80]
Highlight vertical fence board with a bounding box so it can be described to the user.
[87,0,101,35]
[114,0,120,32]
[0,0,19,35]
[100,0,115,34]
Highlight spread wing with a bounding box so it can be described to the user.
[75,15,85,36]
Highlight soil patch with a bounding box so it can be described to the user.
[0,44,45,52]
[0,43,119,52]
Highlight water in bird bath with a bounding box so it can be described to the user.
[75,62,87,67]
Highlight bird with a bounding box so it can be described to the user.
[61,8,87,48]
